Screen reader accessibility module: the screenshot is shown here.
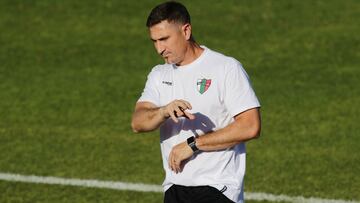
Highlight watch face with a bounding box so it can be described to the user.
[187,137,198,152]
[187,136,195,144]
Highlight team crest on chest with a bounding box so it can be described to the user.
[197,78,211,94]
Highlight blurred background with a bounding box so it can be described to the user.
[0,0,359,202]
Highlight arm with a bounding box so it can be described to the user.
[131,102,166,133]
[196,107,261,150]
[131,100,195,133]
[168,107,261,173]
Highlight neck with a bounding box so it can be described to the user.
[176,42,204,66]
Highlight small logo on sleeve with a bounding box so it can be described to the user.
[162,81,173,86]
[197,78,211,94]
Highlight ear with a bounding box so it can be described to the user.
[182,23,192,41]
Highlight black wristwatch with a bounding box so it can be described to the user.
[187,136,199,152]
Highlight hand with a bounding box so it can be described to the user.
[161,99,195,123]
[168,141,194,173]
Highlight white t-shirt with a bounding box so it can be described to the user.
[138,46,260,203]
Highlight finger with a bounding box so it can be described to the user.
[169,111,179,123]
[174,108,184,117]
[173,160,178,173]
[171,162,175,173]
[175,161,181,173]
[170,152,179,173]
[169,152,176,172]
[177,102,191,112]
[172,153,178,172]
[183,111,195,120]
[173,161,178,173]
[170,103,184,116]
[180,100,192,110]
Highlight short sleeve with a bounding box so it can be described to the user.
[137,67,161,106]
[224,60,260,117]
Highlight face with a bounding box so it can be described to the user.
[149,20,191,65]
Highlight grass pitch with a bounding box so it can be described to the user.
[0,0,359,202]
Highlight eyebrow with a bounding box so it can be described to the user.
[151,36,170,42]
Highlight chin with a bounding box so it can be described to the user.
[164,56,180,65]
[165,59,175,64]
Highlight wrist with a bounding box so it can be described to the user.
[187,136,199,152]
[159,106,169,119]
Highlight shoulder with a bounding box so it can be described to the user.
[205,47,244,72]
[147,63,172,78]
[150,64,169,73]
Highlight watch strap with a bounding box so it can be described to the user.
[187,136,199,152]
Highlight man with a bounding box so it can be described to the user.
[131,1,261,203]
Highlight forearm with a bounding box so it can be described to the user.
[131,107,166,133]
[132,100,195,133]
[196,110,261,151]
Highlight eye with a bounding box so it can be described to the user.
[159,36,169,41]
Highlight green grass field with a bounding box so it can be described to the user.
[0,0,359,202]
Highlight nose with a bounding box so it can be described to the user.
[154,41,165,56]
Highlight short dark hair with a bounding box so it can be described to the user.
[146,1,191,27]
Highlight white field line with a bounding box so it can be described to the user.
[0,172,358,203]
[0,172,162,193]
